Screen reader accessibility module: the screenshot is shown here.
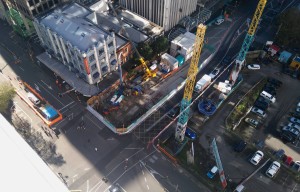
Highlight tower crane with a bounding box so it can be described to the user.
[106,2,156,83]
[231,0,267,83]
[175,24,207,142]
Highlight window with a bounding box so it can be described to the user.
[28,0,34,6]
[102,66,108,72]
[124,47,128,53]
[91,64,97,71]
[89,54,95,62]
[108,42,113,48]
[77,55,82,61]
[93,72,100,79]
[99,48,104,55]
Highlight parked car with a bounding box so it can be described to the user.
[282,126,300,139]
[296,108,300,113]
[254,100,268,111]
[287,123,300,131]
[292,161,300,172]
[251,107,266,117]
[222,56,232,66]
[245,118,259,128]
[109,184,123,192]
[168,106,180,118]
[257,96,271,105]
[289,117,300,125]
[280,131,296,144]
[215,18,224,25]
[185,128,197,140]
[247,64,260,70]
[250,150,264,165]
[266,161,280,178]
[207,166,218,178]
[297,102,300,107]
[267,77,282,88]
[209,68,220,79]
[234,140,247,152]
[291,112,300,119]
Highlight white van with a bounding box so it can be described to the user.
[27,92,40,105]
[260,91,276,103]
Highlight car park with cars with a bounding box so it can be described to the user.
[265,161,280,178]
[282,126,300,139]
[245,118,259,128]
[250,150,264,165]
[280,131,296,144]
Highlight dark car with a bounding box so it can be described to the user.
[267,78,282,88]
[257,96,271,105]
[280,131,296,144]
[254,100,268,111]
[185,128,197,140]
[291,112,300,119]
[234,140,247,152]
[168,106,180,118]
[222,56,232,66]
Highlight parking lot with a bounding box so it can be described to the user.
[191,58,300,192]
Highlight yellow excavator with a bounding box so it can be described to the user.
[106,2,156,82]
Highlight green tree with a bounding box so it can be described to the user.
[137,42,153,60]
[0,83,15,113]
[151,36,169,55]
[276,8,300,49]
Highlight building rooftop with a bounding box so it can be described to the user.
[172,31,196,50]
[120,10,150,29]
[93,13,148,43]
[0,114,69,192]
[39,3,109,52]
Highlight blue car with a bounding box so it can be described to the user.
[185,128,197,140]
[207,166,218,179]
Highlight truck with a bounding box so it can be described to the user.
[194,74,212,93]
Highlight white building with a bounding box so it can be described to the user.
[34,3,119,85]
[170,31,196,61]
[119,0,198,31]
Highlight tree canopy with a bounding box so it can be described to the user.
[151,36,169,55]
[276,7,300,49]
[137,42,153,60]
[0,83,15,113]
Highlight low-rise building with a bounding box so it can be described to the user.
[170,31,196,61]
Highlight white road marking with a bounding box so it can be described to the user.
[146,185,149,190]
[84,167,91,171]
[40,80,53,90]
[144,177,147,182]
[291,184,298,192]
[73,174,78,178]
[85,114,104,130]
[142,170,144,175]
[87,180,89,192]
[19,66,25,71]
[59,101,75,111]
[34,83,41,92]
[37,82,64,105]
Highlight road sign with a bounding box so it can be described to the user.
[211,138,227,189]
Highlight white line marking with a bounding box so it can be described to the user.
[146,185,149,190]
[59,101,75,111]
[87,180,89,192]
[37,82,64,105]
[19,66,25,71]
[73,174,78,178]
[291,184,298,192]
[142,170,144,175]
[144,177,147,182]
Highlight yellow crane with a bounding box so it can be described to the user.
[231,0,267,83]
[175,24,207,142]
[106,2,155,82]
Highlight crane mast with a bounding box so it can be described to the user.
[175,24,207,142]
[231,0,267,83]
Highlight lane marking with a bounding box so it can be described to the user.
[59,101,75,111]
[37,82,64,105]
[19,66,25,71]
[146,185,149,190]
[85,114,104,130]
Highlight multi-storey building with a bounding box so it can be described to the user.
[34,3,120,85]
[119,0,198,31]
[3,0,99,37]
